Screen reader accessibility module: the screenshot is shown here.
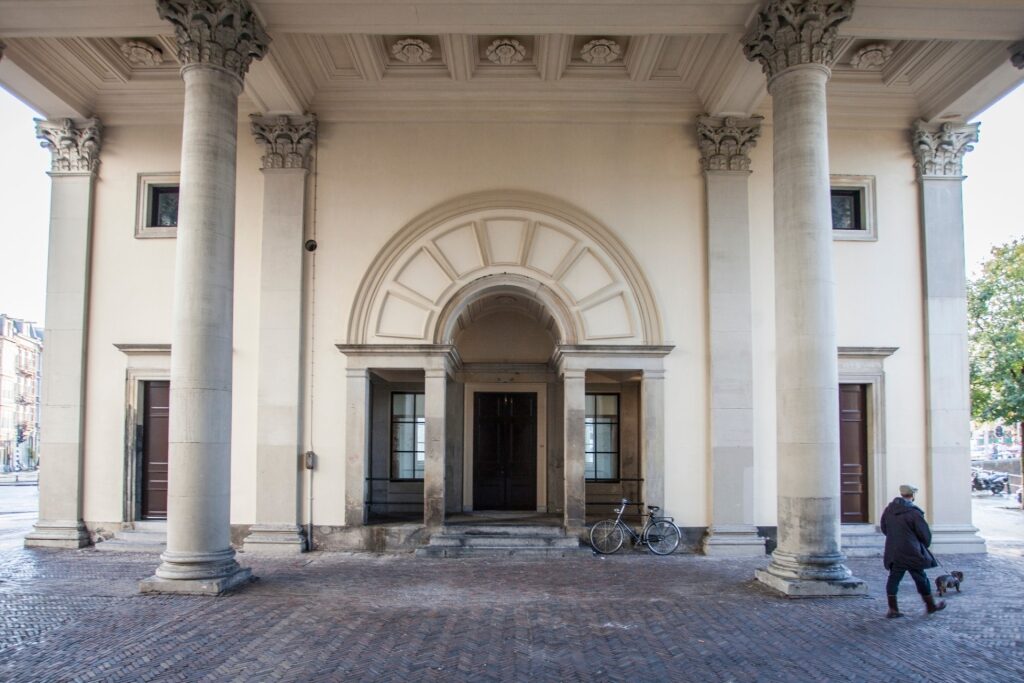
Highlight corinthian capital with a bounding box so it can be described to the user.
[157,0,269,82]
[251,114,317,170]
[912,120,980,179]
[36,118,102,175]
[742,0,855,81]
[697,115,763,172]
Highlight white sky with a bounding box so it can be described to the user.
[0,83,1022,325]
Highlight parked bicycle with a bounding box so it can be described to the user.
[589,498,681,555]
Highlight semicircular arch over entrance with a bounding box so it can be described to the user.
[348,191,664,346]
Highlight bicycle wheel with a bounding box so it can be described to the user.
[644,520,680,555]
[589,520,624,554]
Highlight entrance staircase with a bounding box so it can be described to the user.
[416,515,585,558]
[95,520,166,554]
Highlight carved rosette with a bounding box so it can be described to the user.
[580,39,622,65]
[391,38,432,64]
[251,114,317,170]
[36,118,103,175]
[742,0,855,81]
[1010,40,1024,69]
[486,39,527,65]
[156,0,269,82]
[912,120,980,179]
[120,39,164,68]
[696,115,763,172]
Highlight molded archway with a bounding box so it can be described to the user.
[348,191,664,346]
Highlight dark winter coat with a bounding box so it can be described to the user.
[880,497,938,571]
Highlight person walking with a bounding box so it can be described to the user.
[880,484,946,618]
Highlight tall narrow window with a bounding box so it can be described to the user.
[585,393,619,481]
[391,393,425,481]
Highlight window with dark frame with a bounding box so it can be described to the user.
[390,392,425,481]
[830,188,863,231]
[148,185,180,227]
[585,393,619,481]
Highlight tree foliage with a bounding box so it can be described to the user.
[968,239,1024,428]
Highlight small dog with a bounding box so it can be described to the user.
[934,570,964,596]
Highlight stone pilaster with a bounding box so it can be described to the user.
[141,0,268,596]
[641,369,666,514]
[345,368,370,527]
[912,120,986,554]
[25,118,102,549]
[562,369,587,533]
[242,114,317,555]
[423,369,448,528]
[744,0,866,596]
[697,115,766,556]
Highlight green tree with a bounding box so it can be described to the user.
[968,238,1024,504]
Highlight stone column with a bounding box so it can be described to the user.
[424,368,448,528]
[743,0,865,596]
[696,115,767,556]
[562,369,586,532]
[243,115,317,555]
[344,368,370,527]
[24,118,101,549]
[641,369,666,514]
[141,0,269,595]
[912,121,986,553]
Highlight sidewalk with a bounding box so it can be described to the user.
[0,543,1021,682]
[0,470,38,486]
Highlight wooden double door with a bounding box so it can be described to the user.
[839,384,869,524]
[473,392,537,510]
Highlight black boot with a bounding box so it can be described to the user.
[923,594,946,614]
[886,595,903,618]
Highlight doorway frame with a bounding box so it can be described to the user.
[838,346,896,526]
[463,382,548,512]
[115,343,171,524]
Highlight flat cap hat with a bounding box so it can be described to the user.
[899,484,918,496]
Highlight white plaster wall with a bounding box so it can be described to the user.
[78,118,928,534]
[829,128,927,507]
[307,122,707,527]
[81,122,262,525]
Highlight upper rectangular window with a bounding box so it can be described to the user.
[585,393,619,481]
[391,392,425,481]
[136,172,180,239]
[830,175,877,242]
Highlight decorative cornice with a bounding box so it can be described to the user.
[35,118,102,175]
[1010,40,1024,69]
[156,0,269,82]
[742,0,855,82]
[696,115,763,172]
[250,114,317,170]
[912,120,979,179]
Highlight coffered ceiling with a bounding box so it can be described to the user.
[0,1,1022,127]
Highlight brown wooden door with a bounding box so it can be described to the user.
[141,381,170,519]
[473,392,537,510]
[839,384,868,523]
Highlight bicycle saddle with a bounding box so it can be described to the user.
[647,505,660,513]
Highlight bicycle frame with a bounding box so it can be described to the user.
[610,500,658,544]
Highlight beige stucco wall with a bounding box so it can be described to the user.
[78,117,928,533]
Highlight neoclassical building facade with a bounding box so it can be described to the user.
[4,0,1022,594]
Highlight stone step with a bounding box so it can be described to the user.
[95,538,166,554]
[110,530,167,543]
[442,524,566,537]
[428,533,580,549]
[416,544,587,559]
[131,520,168,532]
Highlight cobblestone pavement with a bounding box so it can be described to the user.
[0,544,1022,683]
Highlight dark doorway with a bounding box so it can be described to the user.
[473,392,537,510]
[839,384,869,523]
[141,381,170,519]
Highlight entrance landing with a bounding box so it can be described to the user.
[445,511,562,527]
[419,511,583,558]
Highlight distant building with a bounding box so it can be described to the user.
[0,315,43,471]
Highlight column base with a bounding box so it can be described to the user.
[755,549,867,597]
[25,520,90,548]
[242,524,307,555]
[140,566,254,596]
[702,525,766,557]
[930,524,987,554]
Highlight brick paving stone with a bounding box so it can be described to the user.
[0,546,1021,682]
